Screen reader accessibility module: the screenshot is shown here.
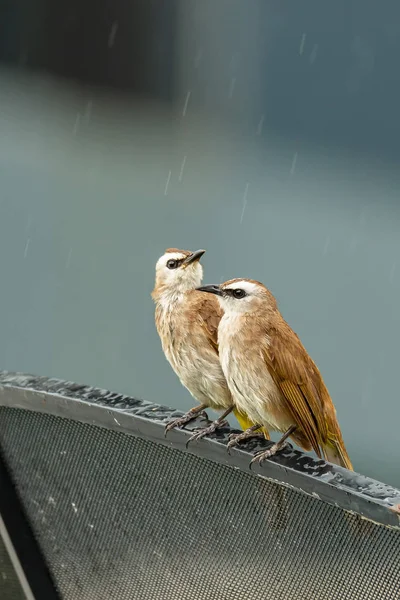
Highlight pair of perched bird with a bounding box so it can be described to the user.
[152,248,352,470]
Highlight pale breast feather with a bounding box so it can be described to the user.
[155,297,231,408]
[218,315,284,429]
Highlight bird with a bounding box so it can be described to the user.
[152,249,270,445]
[196,278,353,470]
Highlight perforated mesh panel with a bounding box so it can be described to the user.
[1,407,399,600]
[0,535,26,600]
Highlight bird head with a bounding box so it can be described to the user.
[153,248,206,299]
[196,278,277,315]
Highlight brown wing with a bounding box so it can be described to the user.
[263,319,330,458]
[195,294,222,354]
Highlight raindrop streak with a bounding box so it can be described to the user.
[23,238,31,259]
[229,78,236,99]
[108,21,118,48]
[66,248,72,269]
[323,236,330,256]
[309,44,318,65]
[164,171,172,196]
[256,115,265,136]
[178,156,187,182]
[182,91,191,117]
[390,263,396,284]
[290,153,298,176]
[240,183,250,224]
[299,34,307,55]
[73,113,81,135]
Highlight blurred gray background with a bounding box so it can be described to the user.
[0,0,399,486]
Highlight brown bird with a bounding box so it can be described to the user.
[152,249,270,444]
[196,278,353,470]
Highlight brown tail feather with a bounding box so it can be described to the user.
[323,440,353,471]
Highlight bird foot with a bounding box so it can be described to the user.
[164,409,208,437]
[227,430,264,454]
[249,441,290,468]
[185,419,229,448]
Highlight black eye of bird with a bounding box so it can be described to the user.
[232,289,246,299]
[166,259,178,270]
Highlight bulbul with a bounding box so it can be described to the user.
[196,278,353,470]
[152,249,270,444]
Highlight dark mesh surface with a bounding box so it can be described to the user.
[1,407,399,600]
[0,535,26,600]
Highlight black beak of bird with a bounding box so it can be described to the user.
[196,284,224,296]
[183,249,206,266]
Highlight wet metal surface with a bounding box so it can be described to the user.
[1,371,399,529]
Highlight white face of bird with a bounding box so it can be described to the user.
[197,279,276,315]
[154,248,205,294]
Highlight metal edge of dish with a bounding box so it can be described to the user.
[0,370,399,530]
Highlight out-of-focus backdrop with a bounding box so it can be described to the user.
[0,0,399,486]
